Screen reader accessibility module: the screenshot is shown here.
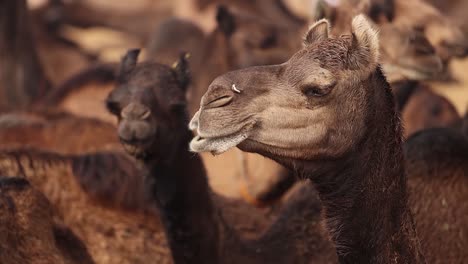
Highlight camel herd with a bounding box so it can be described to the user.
[0,0,467,263]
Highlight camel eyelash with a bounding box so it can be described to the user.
[302,83,334,97]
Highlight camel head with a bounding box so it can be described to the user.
[379,24,442,82]
[106,49,190,159]
[190,15,384,165]
[214,5,303,68]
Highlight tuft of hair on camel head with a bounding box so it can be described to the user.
[302,14,380,77]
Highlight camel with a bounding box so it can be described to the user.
[215,11,446,205]
[378,24,442,82]
[0,175,94,264]
[392,81,461,137]
[404,125,468,263]
[105,48,337,264]
[145,18,205,66]
[190,15,467,262]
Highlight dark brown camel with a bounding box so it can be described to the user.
[190,15,467,263]
[392,81,460,137]
[404,125,468,263]
[0,175,94,264]
[106,49,337,264]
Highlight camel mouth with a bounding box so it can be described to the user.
[189,109,256,154]
[121,139,154,159]
[189,132,249,155]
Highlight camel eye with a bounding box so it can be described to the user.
[259,33,277,49]
[106,100,121,116]
[303,85,327,97]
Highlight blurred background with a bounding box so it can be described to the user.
[0,0,467,263]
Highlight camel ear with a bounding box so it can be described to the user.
[216,5,235,36]
[118,49,140,77]
[172,52,191,91]
[348,15,380,75]
[304,19,330,45]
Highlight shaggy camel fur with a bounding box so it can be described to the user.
[0,175,94,264]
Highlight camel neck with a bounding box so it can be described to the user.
[304,74,425,263]
[145,130,221,264]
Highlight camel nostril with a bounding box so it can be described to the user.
[189,110,200,131]
[140,109,151,120]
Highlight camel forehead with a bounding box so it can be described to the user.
[295,37,352,71]
[120,63,176,87]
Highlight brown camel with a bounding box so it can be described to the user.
[404,124,468,263]
[106,48,337,264]
[145,18,206,66]
[190,15,467,262]
[213,11,446,206]
[0,175,94,264]
[378,24,442,82]
[392,81,461,137]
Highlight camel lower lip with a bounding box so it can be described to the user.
[189,132,249,155]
